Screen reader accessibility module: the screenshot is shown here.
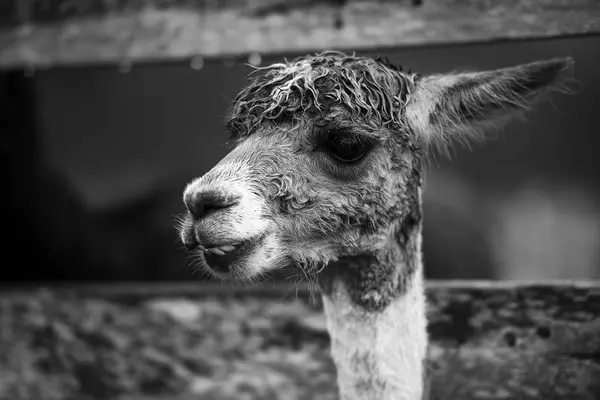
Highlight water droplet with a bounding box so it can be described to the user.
[119,59,133,74]
[247,52,262,66]
[190,55,204,70]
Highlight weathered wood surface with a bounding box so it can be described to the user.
[1,281,599,399]
[1,0,600,70]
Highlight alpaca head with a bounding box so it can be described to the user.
[179,51,572,281]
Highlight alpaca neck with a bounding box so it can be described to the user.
[319,221,428,400]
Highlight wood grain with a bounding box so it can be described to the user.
[0,0,599,70]
[1,280,599,399]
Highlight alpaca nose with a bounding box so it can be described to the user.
[184,189,238,220]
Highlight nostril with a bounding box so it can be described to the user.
[185,190,238,220]
[203,199,230,214]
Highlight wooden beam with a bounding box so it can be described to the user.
[1,281,600,399]
[0,281,600,400]
[0,0,599,70]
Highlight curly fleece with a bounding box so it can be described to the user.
[226,51,421,138]
[217,51,426,308]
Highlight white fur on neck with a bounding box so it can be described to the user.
[322,265,427,400]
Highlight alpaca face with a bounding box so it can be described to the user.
[180,52,423,280]
[180,132,421,280]
[180,127,422,281]
[179,51,572,280]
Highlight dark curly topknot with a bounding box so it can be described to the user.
[226,51,420,139]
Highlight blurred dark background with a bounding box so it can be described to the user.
[3,34,599,282]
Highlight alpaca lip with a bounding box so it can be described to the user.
[202,234,266,274]
[202,244,239,255]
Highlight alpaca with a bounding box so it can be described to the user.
[178,51,572,400]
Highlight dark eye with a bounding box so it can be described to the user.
[324,132,372,164]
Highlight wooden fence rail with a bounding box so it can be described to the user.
[1,281,599,399]
[1,0,600,70]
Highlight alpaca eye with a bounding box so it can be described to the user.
[324,133,372,164]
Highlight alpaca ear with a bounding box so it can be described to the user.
[404,58,574,149]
